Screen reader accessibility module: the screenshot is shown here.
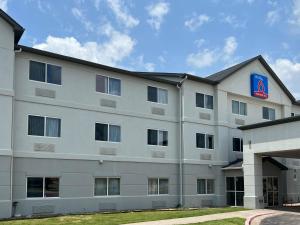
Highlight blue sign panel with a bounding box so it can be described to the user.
[250,74,268,99]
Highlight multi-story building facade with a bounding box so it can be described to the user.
[1,9,300,218]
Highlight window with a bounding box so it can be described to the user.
[28,115,61,137]
[147,86,168,104]
[147,129,168,146]
[262,107,275,120]
[96,75,121,96]
[95,123,121,142]
[27,177,59,198]
[233,138,243,152]
[148,178,169,195]
[29,61,61,85]
[232,100,247,116]
[196,93,213,109]
[196,133,214,149]
[197,179,215,194]
[94,178,120,196]
[226,177,244,206]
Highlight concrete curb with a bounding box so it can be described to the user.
[245,212,276,225]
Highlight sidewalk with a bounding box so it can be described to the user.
[124,209,275,225]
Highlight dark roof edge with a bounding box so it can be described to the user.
[0,9,24,43]
[16,45,179,86]
[263,157,288,170]
[238,115,300,130]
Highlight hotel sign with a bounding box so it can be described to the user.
[250,74,268,99]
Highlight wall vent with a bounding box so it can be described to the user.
[199,112,211,120]
[100,99,117,108]
[151,107,165,116]
[152,151,165,158]
[100,148,117,155]
[35,88,56,98]
[200,154,212,160]
[32,205,55,214]
[235,118,245,125]
[34,143,55,152]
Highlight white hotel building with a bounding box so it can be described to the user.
[1,9,300,218]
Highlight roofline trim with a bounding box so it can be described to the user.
[238,115,300,130]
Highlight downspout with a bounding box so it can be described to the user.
[11,47,22,217]
[177,75,187,207]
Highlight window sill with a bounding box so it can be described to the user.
[26,197,60,200]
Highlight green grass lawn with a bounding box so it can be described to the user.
[0,207,246,225]
[189,218,245,225]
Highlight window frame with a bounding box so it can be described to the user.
[95,122,121,143]
[94,177,121,197]
[196,93,214,110]
[28,115,61,138]
[232,137,243,152]
[147,86,168,105]
[26,176,60,199]
[147,129,168,147]
[147,178,169,195]
[196,133,214,150]
[262,107,276,120]
[232,100,247,116]
[95,74,121,96]
[197,179,215,195]
[29,60,62,86]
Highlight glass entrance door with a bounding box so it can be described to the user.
[226,177,244,206]
[263,177,278,207]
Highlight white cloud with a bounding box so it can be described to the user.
[220,14,246,28]
[158,55,166,63]
[194,38,205,48]
[187,36,238,69]
[133,55,155,72]
[281,42,289,50]
[223,36,238,56]
[266,10,280,25]
[184,14,210,31]
[270,58,300,98]
[0,0,8,11]
[71,7,94,32]
[33,23,135,67]
[94,0,101,10]
[146,1,170,30]
[289,0,300,26]
[107,0,139,28]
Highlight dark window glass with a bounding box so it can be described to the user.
[197,179,206,194]
[269,108,275,120]
[241,139,243,152]
[158,130,168,146]
[196,133,205,148]
[205,95,213,109]
[240,102,247,115]
[95,123,108,141]
[29,61,46,82]
[109,125,121,142]
[47,64,61,85]
[206,135,214,149]
[94,178,107,196]
[27,177,43,198]
[236,192,244,206]
[226,177,235,191]
[148,86,157,102]
[233,138,241,152]
[262,107,269,119]
[148,129,158,145]
[196,93,204,108]
[148,178,158,195]
[44,178,59,197]
[108,178,120,195]
[96,75,108,93]
[28,115,45,136]
[232,100,239,114]
[207,179,214,194]
[236,177,244,191]
[109,78,121,96]
[227,192,235,205]
[159,179,169,194]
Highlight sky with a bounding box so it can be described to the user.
[1,0,300,98]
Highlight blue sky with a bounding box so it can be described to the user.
[1,0,300,98]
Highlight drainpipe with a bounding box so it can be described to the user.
[177,75,187,207]
[10,48,22,217]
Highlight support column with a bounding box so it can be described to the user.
[243,152,264,209]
